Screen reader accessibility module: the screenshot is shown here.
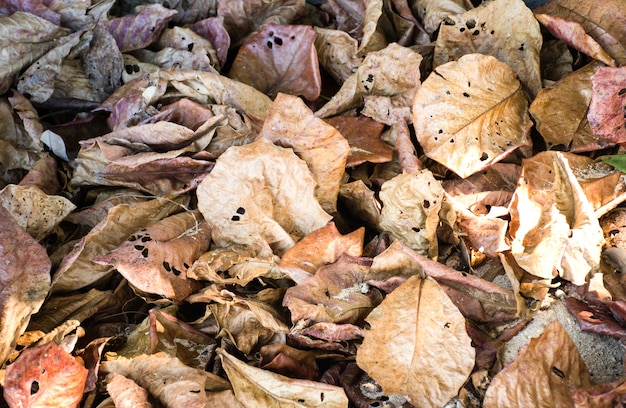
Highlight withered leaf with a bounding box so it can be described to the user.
[588,66,626,145]
[107,4,177,52]
[356,275,475,407]
[230,24,321,101]
[106,372,152,408]
[413,53,532,178]
[325,116,392,168]
[412,0,472,35]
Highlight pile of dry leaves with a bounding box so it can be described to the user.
[1,0,626,406]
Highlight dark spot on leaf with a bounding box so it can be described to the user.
[363,85,370,91]
[267,41,273,49]
[519,43,525,51]
[298,400,306,403]
[367,73,374,82]
[124,65,134,74]
[412,227,421,232]
[619,88,626,96]
[189,389,201,393]
[231,215,240,221]
[463,92,470,97]
[472,30,479,35]
[141,247,149,258]
[325,289,330,297]
[444,322,451,329]
[490,30,495,35]
[31,380,39,395]
[172,266,181,276]
[466,19,476,29]
[134,245,144,251]
[183,262,190,268]
[468,81,471,87]
[141,236,152,242]
[320,392,324,402]
[450,138,454,143]
[187,42,194,51]
[291,35,295,40]
[460,27,466,32]
[163,261,171,272]
[446,90,451,95]
[236,207,245,215]
[438,129,443,134]
[443,17,455,25]
[150,26,155,32]
[269,31,274,37]
[423,200,430,208]
[552,366,565,378]
[129,235,137,241]
[480,152,489,161]
[274,36,283,46]
[132,64,140,72]
[481,22,486,28]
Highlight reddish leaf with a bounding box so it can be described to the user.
[230,24,321,101]
[325,116,392,167]
[588,66,626,144]
[107,4,177,52]
[4,342,88,408]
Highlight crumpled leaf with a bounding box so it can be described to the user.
[283,254,382,325]
[535,13,616,67]
[4,341,88,408]
[94,210,210,302]
[325,115,392,168]
[534,0,626,66]
[197,137,332,257]
[279,222,364,284]
[412,0,472,35]
[107,4,177,52]
[218,348,349,407]
[588,66,626,145]
[529,62,606,152]
[157,26,220,70]
[106,372,152,408]
[413,53,532,178]
[0,185,76,241]
[0,95,45,171]
[259,343,319,381]
[262,93,349,213]
[230,24,321,101]
[378,170,455,258]
[313,27,360,85]
[483,320,592,407]
[356,275,475,407]
[0,12,70,94]
[509,152,604,285]
[0,205,50,367]
[217,0,306,46]
[190,16,230,67]
[51,196,188,294]
[102,353,232,407]
[573,376,626,407]
[434,0,543,97]
[315,43,422,119]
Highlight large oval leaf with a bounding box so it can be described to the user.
[356,275,475,407]
[413,53,531,178]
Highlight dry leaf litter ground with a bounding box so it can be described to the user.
[1,0,626,406]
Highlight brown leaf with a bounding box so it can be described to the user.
[262,93,349,213]
[197,137,332,257]
[434,0,542,97]
[0,205,50,367]
[573,377,626,408]
[4,341,88,408]
[259,343,319,381]
[218,348,349,407]
[94,211,210,302]
[279,222,364,283]
[356,275,475,407]
[313,27,360,85]
[483,321,592,407]
[325,116,392,168]
[529,62,607,152]
[534,0,626,66]
[414,53,532,178]
[230,24,321,101]
[588,66,626,144]
[106,372,152,408]
[412,0,472,35]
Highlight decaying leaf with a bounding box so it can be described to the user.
[483,320,591,407]
[197,137,332,257]
[0,206,51,367]
[4,341,88,408]
[412,0,472,35]
[106,372,152,408]
[588,66,626,145]
[230,24,321,101]
[413,53,532,178]
[325,116,392,168]
[219,348,349,407]
[107,4,177,52]
[357,275,475,407]
[261,93,349,213]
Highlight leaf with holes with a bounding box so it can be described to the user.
[413,53,532,179]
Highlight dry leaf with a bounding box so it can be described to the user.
[219,348,349,407]
[197,137,332,257]
[0,205,50,366]
[412,0,472,35]
[107,4,177,52]
[434,0,543,97]
[325,115,392,168]
[106,372,152,408]
[356,275,475,407]
[483,320,591,407]
[413,53,532,178]
[261,93,350,213]
[4,341,88,408]
[313,27,360,85]
[588,66,626,145]
[230,24,321,101]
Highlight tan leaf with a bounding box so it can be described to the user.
[279,222,365,283]
[102,353,232,407]
[262,93,349,213]
[534,0,626,66]
[535,13,615,67]
[356,275,475,407]
[218,348,349,407]
[4,341,88,408]
[483,321,591,407]
[94,211,210,301]
[378,170,455,258]
[0,206,50,367]
[157,26,220,70]
[413,53,532,178]
[230,24,321,101]
[412,0,472,35]
[0,185,75,241]
[325,116,392,168]
[529,62,606,152]
[313,27,360,85]
[338,180,383,229]
[197,137,332,257]
[434,0,542,97]
[51,196,188,294]
[588,66,626,144]
[106,373,152,408]
[315,43,422,119]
